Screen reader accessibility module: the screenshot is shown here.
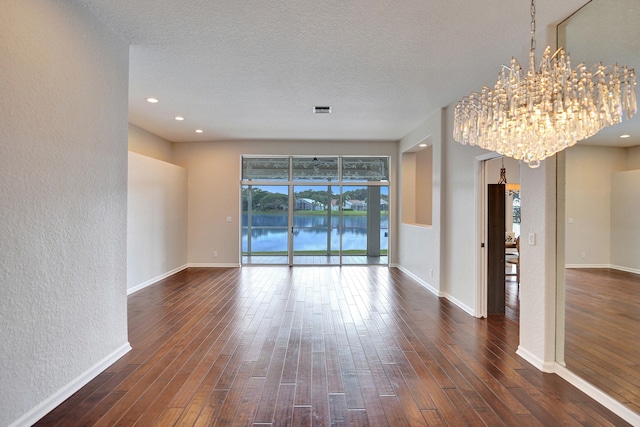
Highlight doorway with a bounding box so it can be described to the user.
[478,156,521,317]
[241,156,389,266]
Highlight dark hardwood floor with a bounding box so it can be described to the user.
[564,267,640,414]
[36,266,629,426]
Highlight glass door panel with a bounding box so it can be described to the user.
[242,185,289,264]
[341,185,389,265]
[292,185,338,265]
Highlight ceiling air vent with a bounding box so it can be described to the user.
[313,106,332,114]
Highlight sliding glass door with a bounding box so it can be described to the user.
[292,185,339,265]
[340,185,389,265]
[241,156,389,266]
[241,185,289,264]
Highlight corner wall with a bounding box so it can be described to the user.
[0,2,129,426]
[129,123,175,163]
[397,111,443,296]
[127,152,188,293]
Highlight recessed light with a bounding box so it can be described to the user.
[419,143,428,147]
[174,116,185,121]
[620,134,631,138]
[146,98,159,103]
[195,129,204,133]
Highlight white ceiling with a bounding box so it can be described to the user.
[77,0,635,144]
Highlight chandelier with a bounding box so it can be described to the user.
[453,0,637,168]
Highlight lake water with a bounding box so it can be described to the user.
[242,213,388,252]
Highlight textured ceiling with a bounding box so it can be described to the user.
[78,0,604,143]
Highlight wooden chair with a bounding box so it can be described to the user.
[506,236,520,283]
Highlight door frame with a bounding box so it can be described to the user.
[475,153,502,318]
[240,155,391,267]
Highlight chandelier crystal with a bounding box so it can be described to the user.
[453,0,637,168]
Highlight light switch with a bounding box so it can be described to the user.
[568,217,574,224]
[226,216,232,222]
[528,232,536,246]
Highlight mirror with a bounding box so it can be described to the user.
[557,0,640,415]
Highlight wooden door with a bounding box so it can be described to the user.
[487,184,505,315]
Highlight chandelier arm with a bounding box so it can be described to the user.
[530,0,536,54]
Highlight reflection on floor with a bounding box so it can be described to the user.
[564,268,640,414]
[242,255,389,265]
[505,270,520,323]
[35,266,628,425]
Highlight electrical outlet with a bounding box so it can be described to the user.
[528,232,536,246]
[213,251,218,258]
[429,269,434,277]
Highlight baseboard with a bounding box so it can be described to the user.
[565,264,640,275]
[610,264,640,275]
[565,264,610,269]
[554,364,640,426]
[393,265,476,316]
[188,262,241,268]
[127,264,189,295]
[515,346,555,373]
[440,292,475,316]
[395,265,440,296]
[10,342,132,427]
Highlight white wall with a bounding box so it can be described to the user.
[564,145,627,266]
[611,170,640,272]
[0,2,129,426]
[627,145,640,169]
[129,123,175,163]
[398,111,443,295]
[441,107,491,313]
[127,152,188,293]
[173,140,397,266]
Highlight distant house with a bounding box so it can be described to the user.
[295,198,325,211]
[344,200,367,211]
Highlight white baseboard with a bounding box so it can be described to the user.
[394,265,475,316]
[10,342,132,427]
[440,292,475,316]
[565,263,610,269]
[565,263,640,275]
[127,264,189,295]
[515,346,555,373]
[553,364,640,426]
[188,263,241,268]
[395,265,440,296]
[610,264,640,275]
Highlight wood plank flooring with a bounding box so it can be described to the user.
[36,266,629,426]
[564,267,640,414]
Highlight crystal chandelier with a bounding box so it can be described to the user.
[453,0,637,168]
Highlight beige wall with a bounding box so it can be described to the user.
[564,145,627,266]
[127,152,188,292]
[0,2,129,425]
[415,147,433,225]
[173,140,397,265]
[129,123,174,163]
[627,145,640,169]
[611,170,640,271]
